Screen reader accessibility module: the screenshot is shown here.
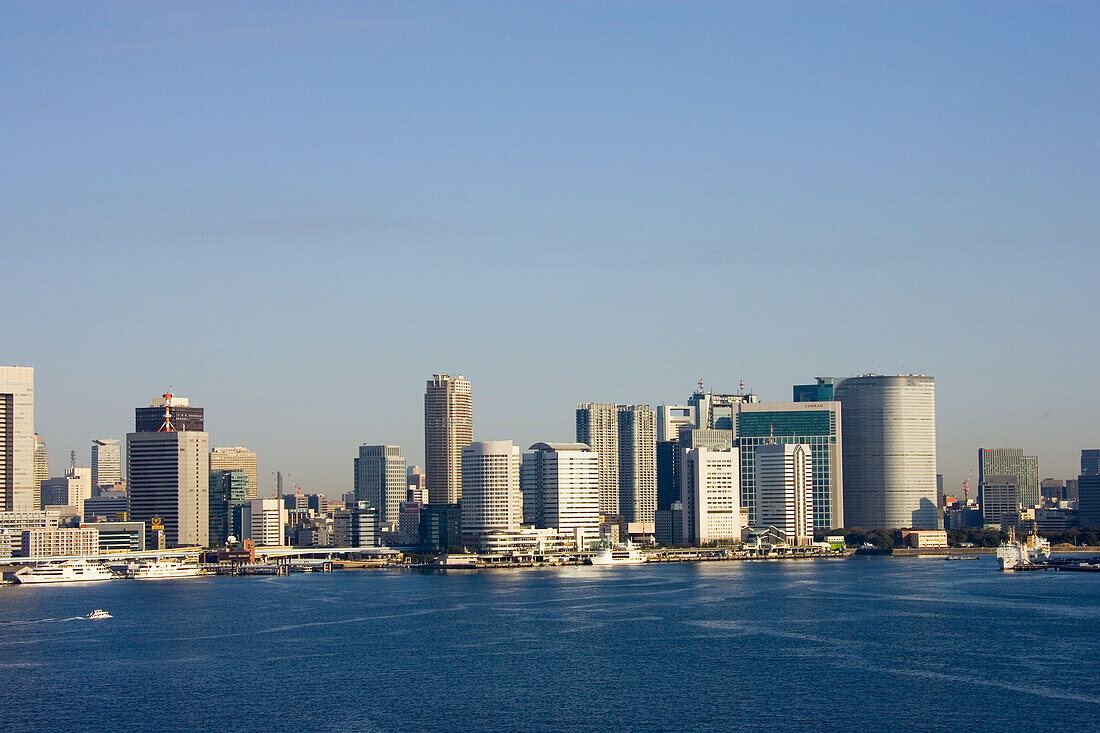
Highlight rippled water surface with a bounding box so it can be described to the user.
[2,556,1099,731]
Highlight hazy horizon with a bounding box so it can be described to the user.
[3,2,1098,499]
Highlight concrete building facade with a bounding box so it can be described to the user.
[576,403,620,515]
[680,447,743,544]
[209,446,259,500]
[833,375,938,529]
[33,433,47,511]
[424,375,473,505]
[354,444,406,526]
[0,366,35,512]
[520,442,600,550]
[618,405,657,524]
[978,448,1040,510]
[756,443,814,545]
[460,441,522,543]
[91,439,121,488]
[127,418,209,547]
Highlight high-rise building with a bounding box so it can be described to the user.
[241,498,287,547]
[833,375,938,529]
[1079,450,1100,528]
[735,401,843,530]
[33,433,47,511]
[618,405,656,524]
[209,446,259,500]
[354,445,406,526]
[134,393,204,432]
[0,366,35,512]
[980,475,1019,525]
[127,394,209,547]
[656,405,695,443]
[418,503,461,552]
[40,467,91,514]
[91,439,121,488]
[424,374,472,505]
[1080,450,1100,477]
[209,470,250,545]
[978,448,1040,509]
[334,503,378,547]
[680,447,742,544]
[460,440,522,544]
[756,443,814,545]
[656,440,679,511]
[407,464,427,503]
[520,442,600,550]
[688,386,758,431]
[793,377,835,403]
[576,403,620,515]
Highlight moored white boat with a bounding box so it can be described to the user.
[997,532,1051,571]
[129,559,210,580]
[587,542,647,566]
[15,559,117,584]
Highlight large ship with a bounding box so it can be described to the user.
[587,542,648,566]
[129,559,210,580]
[15,559,117,584]
[996,531,1051,571]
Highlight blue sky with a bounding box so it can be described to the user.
[2,1,1097,497]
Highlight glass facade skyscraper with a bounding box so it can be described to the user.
[736,403,842,530]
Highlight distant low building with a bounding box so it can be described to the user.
[22,527,99,557]
[334,503,378,548]
[896,529,948,548]
[82,521,144,553]
[419,503,461,552]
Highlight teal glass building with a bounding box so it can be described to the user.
[736,404,842,530]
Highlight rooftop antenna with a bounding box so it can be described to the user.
[739,379,746,396]
[157,391,176,432]
[70,450,76,470]
[697,378,705,394]
[768,424,776,445]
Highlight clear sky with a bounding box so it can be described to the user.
[2,2,1097,499]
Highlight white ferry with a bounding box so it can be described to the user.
[997,532,1051,571]
[587,542,648,566]
[86,609,112,620]
[15,559,117,584]
[129,559,210,580]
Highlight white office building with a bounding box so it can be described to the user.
[461,441,522,543]
[22,527,99,557]
[40,467,92,514]
[91,439,122,488]
[681,447,743,543]
[242,498,287,547]
[521,442,600,551]
[833,375,938,529]
[756,443,814,546]
[0,366,35,512]
[0,510,60,555]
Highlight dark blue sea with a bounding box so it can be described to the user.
[2,556,1099,732]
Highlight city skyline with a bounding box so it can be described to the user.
[3,3,1098,496]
